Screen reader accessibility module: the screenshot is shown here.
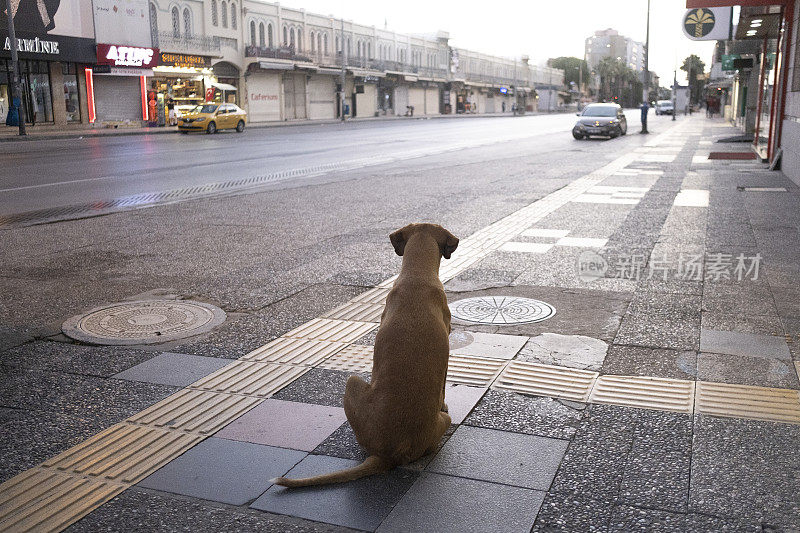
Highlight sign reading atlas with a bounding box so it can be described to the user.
[97,44,158,68]
[682,7,732,41]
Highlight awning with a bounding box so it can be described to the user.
[210,82,237,91]
[349,69,386,78]
[317,67,342,75]
[259,61,294,70]
[295,62,319,71]
[404,75,418,82]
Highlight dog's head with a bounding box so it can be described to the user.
[389,223,459,259]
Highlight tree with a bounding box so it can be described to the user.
[681,54,706,105]
[547,56,589,92]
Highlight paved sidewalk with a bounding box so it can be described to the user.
[2,116,800,532]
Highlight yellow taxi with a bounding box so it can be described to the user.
[178,103,247,134]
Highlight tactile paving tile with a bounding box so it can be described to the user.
[350,287,391,305]
[588,375,695,413]
[446,355,508,387]
[317,344,374,373]
[283,318,377,343]
[493,361,598,402]
[241,337,347,366]
[41,423,203,484]
[0,469,125,533]
[695,381,800,424]
[127,389,262,434]
[189,361,309,397]
[322,301,385,322]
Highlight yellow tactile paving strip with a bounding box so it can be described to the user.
[7,120,799,531]
[589,375,695,414]
[317,344,374,373]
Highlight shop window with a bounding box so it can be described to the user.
[211,0,217,26]
[267,23,273,47]
[171,7,180,37]
[258,22,265,47]
[221,1,227,28]
[149,3,159,47]
[250,21,256,46]
[20,60,53,123]
[61,62,80,123]
[231,3,236,29]
[183,8,191,37]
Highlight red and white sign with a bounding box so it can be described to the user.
[97,43,158,68]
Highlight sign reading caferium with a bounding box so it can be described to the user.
[682,7,732,41]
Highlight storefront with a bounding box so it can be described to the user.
[1,0,96,127]
[211,62,240,105]
[91,44,157,127]
[245,61,287,122]
[150,52,214,123]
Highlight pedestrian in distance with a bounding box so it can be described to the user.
[640,100,649,134]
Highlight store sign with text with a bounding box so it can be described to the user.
[97,44,159,68]
[159,52,211,68]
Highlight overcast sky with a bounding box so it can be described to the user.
[281,0,720,85]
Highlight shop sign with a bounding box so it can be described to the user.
[159,52,210,68]
[682,7,732,41]
[4,36,59,54]
[499,87,508,94]
[97,44,158,68]
[1,0,96,62]
[721,54,739,71]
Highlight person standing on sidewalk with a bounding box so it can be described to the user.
[640,100,649,134]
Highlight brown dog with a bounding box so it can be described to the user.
[272,223,459,487]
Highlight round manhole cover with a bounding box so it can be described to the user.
[449,296,556,325]
[62,300,226,345]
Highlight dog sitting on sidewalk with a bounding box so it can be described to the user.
[272,223,459,487]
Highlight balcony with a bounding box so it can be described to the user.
[157,31,221,55]
[245,45,312,63]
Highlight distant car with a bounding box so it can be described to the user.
[572,103,627,140]
[178,103,247,134]
[655,100,674,115]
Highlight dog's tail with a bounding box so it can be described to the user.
[270,455,391,488]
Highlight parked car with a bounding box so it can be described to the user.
[572,103,627,140]
[655,100,674,116]
[178,103,247,134]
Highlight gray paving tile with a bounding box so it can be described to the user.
[463,389,585,440]
[426,425,568,490]
[602,345,697,380]
[531,492,614,532]
[608,505,688,532]
[67,487,343,533]
[113,352,231,387]
[273,368,369,408]
[444,268,522,292]
[377,472,544,533]
[1,341,158,378]
[215,399,347,451]
[449,331,528,360]
[138,437,306,505]
[697,352,799,389]
[691,414,800,528]
[699,329,791,360]
[614,312,700,351]
[443,383,487,424]
[251,454,417,531]
[516,333,608,371]
[700,312,784,335]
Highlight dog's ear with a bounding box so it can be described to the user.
[389,228,406,256]
[442,235,459,260]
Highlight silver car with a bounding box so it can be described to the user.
[572,103,627,140]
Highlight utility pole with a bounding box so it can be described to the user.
[641,0,651,134]
[672,69,677,121]
[4,0,27,135]
[340,16,346,121]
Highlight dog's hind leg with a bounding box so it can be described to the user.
[423,410,452,455]
[344,375,373,445]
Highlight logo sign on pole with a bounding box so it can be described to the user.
[682,7,732,41]
[721,54,740,71]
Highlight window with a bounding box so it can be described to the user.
[149,3,159,47]
[250,20,256,45]
[62,62,80,123]
[310,31,315,52]
[221,1,227,28]
[268,23,273,47]
[230,3,236,29]
[367,42,371,59]
[258,22,265,47]
[171,7,179,37]
[323,33,328,54]
[211,0,217,26]
[283,26,287,46]
[335,36,340,53]
[183,7,191,37]
[297,29,302,52]
[290,28,295,48]
[317,33,322,54]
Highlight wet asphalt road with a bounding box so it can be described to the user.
[0,113,638,217]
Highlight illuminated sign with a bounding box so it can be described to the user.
[159,52,210,68]
[97,44,158,67]
[500,87,508,94]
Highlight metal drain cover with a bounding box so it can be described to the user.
[62,300,226,345]
[449,296,555,325]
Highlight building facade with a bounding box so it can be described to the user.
[585,28,645,93]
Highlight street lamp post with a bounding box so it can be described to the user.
[340,16,346,122]
[4,0,27,135]
[641,0,651,134]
